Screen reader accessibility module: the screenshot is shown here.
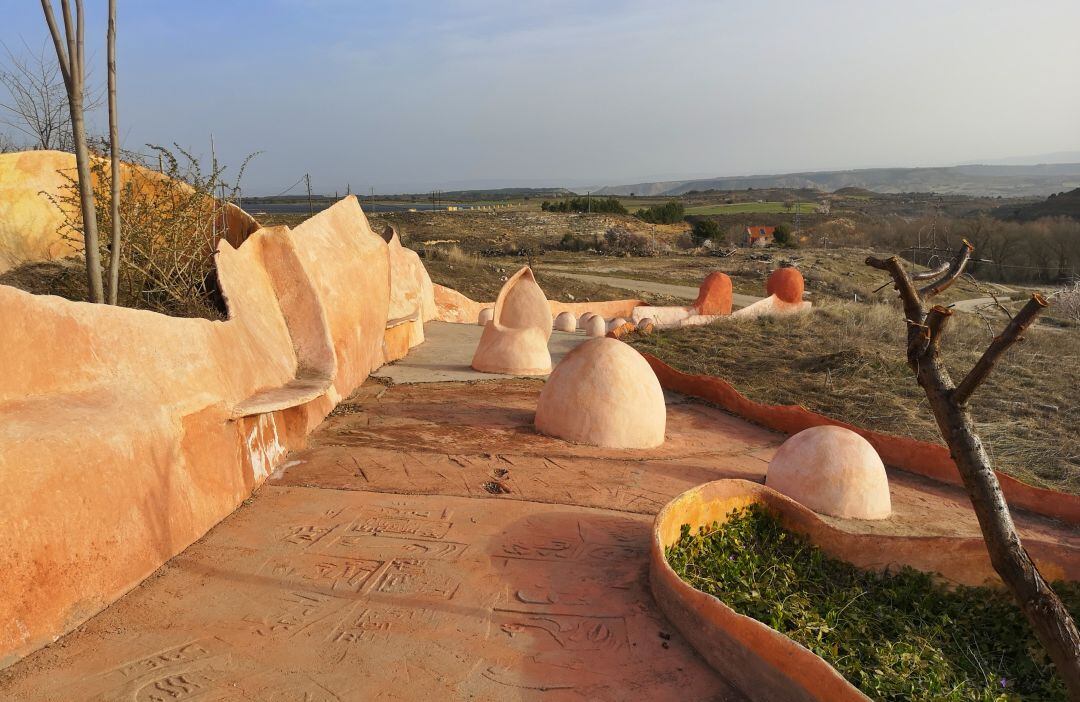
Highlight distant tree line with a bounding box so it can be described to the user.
[831,215,1080,284]
[541,197,627,214]
[634,200,684,224]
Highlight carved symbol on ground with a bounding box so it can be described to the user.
[494,611,630,652]
[374,559,460,600]
[243,590,359,639]
[259,555,383,594]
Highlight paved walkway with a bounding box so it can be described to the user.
[373,321,588,384]
[2,329,1076,701]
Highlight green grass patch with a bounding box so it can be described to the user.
[667,505,1079,701]
[684,201,819,215]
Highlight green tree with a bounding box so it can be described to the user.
[691,219,723,245]
[773,223,794,246]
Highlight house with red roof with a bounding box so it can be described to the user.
[745,225,775,247]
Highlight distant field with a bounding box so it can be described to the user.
[684,201,820,215]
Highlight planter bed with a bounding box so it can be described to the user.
[649,480,1080,701]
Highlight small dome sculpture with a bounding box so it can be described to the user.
[606,317,628,333]
[637,317,655,334]
[765,425,891,520]
[535,337,666,448]
[578,312,595,329]
[478,307,494,326]
[584,315,607,337]
[553,311,577,332]
[692,271,733,315]
[471,267,552,375]
[766,267,805,304]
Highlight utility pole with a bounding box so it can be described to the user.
[587,190,592,213]
[305,173,313,216]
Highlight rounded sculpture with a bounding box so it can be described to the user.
[535,337,666,448]
[606,317,628,333]
[692,271,733,315]
[637,317,655,334]
[584,315,607,337]
[471,267,552,375]
[765,426,891,520]
[477,308,494,326]
[766,267,805,304]
[553,311,577,332]
[578,312,595,329]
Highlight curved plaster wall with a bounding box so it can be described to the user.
[0,150,259,273]
[0,196,433,667]
[650,480,1079,701]
[433,282,642,325]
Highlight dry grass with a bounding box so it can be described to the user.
[631,300,1079,494]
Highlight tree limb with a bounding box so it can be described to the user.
[954,294,1049,405]
[919,239,973,299]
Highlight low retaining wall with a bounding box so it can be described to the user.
[0,197,433,667]
[433,282,642,324]
[650,480,1079,701]
[643,354,1080,526]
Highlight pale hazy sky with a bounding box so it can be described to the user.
[4,0,1079,194]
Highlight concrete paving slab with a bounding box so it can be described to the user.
[372,321,590,384]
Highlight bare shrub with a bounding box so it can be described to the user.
[1055,279,1080,323]
[600,227,664,256]
[48,144,255,318]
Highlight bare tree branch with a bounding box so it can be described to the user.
[953,294,1049,406]
[919,238,973,299]
[867,245,1080,697]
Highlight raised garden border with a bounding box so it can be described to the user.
[649,479,1079,701]
[641,353,1080,526]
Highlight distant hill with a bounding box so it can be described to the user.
[993,187,1080,221]
[595,164,1080,198]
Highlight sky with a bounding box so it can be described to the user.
[3,0,1079,195]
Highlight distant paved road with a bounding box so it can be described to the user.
[542,270,762,308]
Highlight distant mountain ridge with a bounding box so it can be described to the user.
[594,164,1080,198]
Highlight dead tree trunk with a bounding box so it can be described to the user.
[41,0,104,303]
[106,0,120,304]
[867,243,1080,699]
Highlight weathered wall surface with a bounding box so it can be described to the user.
[0,196,430,667]
[0,150,259,273]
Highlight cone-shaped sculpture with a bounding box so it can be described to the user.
[584,315,606,337]
[732,267,810,319]
[767,267,804,303]
[692,271,733,315]
[553,311,577,332]
[471,267,552,375]
[765,425,891,519]
[535,337,666,448]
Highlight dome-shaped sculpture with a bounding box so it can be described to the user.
[766,267,804,304]
[553,311,577,332]
[692,271,733,315]
[766,426,891,520]
[477,308,494,326]
[578,312,595,329]
[535,337,666,448]
[471,267,552,375]
[584,315,606,337]
[606,317,628,333]
[637,317,655,333]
